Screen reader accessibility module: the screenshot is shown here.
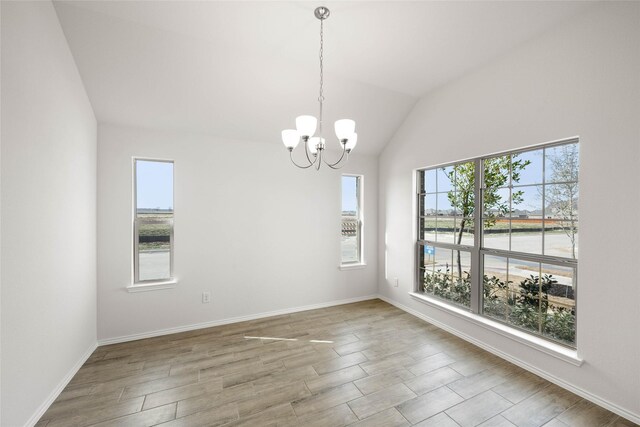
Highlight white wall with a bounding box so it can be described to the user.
[379,2,640,421]
[1,2,97,426]
[97,124,377,341]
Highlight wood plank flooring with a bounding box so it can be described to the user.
[36,299,637,427]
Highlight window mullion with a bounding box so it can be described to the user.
[471,158,483,314]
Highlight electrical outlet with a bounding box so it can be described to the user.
[202,291,211,303]
[393,277,399,287]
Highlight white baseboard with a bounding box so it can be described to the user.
[25,341,98,427]
[98,295,379,346]
[378,294,640,425]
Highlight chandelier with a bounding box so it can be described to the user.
[281,6,357,170]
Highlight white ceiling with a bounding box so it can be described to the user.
[53,1,592,154]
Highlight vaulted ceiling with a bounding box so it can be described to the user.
[54,1,591,154]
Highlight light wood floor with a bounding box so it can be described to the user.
[37,299,636,427]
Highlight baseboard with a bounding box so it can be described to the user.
[378,294,640,425]
[25,341,98,427]
[98,294,379,346]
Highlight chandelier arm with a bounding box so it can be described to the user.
[315,149,323,171]
[289,149,315,169]
[325,151,349,170]
[323,143,348,168]
[303,137,315,164]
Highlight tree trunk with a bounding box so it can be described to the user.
[456,218,465,278]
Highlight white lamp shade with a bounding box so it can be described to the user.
[345,132,358,151]
[296,115,317,137]
[334,119,356,141]
[281,129,300,149]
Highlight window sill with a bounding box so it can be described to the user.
[127,280,177,293]
[409,292,583,366]
[339,263,367,271]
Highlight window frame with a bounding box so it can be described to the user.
[132,157,175,286]
[415,138,579,348]
[341,174,364,267]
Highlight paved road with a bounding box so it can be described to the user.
[426,232,577,286]
[139,250,170,281]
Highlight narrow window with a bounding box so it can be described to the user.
[341,175,363,265]
[134,159,174,284]
[417,139,578,347]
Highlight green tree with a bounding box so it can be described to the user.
[445,155,530,277]
[517,273,556,312]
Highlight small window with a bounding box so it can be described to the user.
[341,175,363,265]
[133,159,174,284]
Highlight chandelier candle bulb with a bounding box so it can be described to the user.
[282,6,357,170]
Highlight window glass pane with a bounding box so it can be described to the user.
[545,181,578,259]
[482,155,510,189]
[512,149,543,186]
[420,194,437,217]
[436,193,453,216]
[422,247,470,308]
[136,160,173,215]
[510,219,543,255]
[483,218,510,251]
[454,217,474,246]
[434,246,454,274]
[483,255,512,321]
[545,143,579,184]
[483,187,510,218]
[510,186,543,255]
[545,220,578,259]
[511,185,542,218]
[420,245,435,269]
[421,218,436,241]
[435,217,455,243]
[542,263,576,345]
[138,221,172,281]
[420,245,435,295]
[425,169,437,193]
[450,162,475,217]
[545,183,578,220]
[437,166,454,192]
[341,176,360,264]
[508,258,544,334]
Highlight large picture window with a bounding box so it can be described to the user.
[133,159,174,284]
[417,139,578,347]
[341,175,363,265]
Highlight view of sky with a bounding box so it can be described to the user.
[429,145,578,191]
[136,160,174,210]
[342,176,358,213]
[424,144,579,212]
